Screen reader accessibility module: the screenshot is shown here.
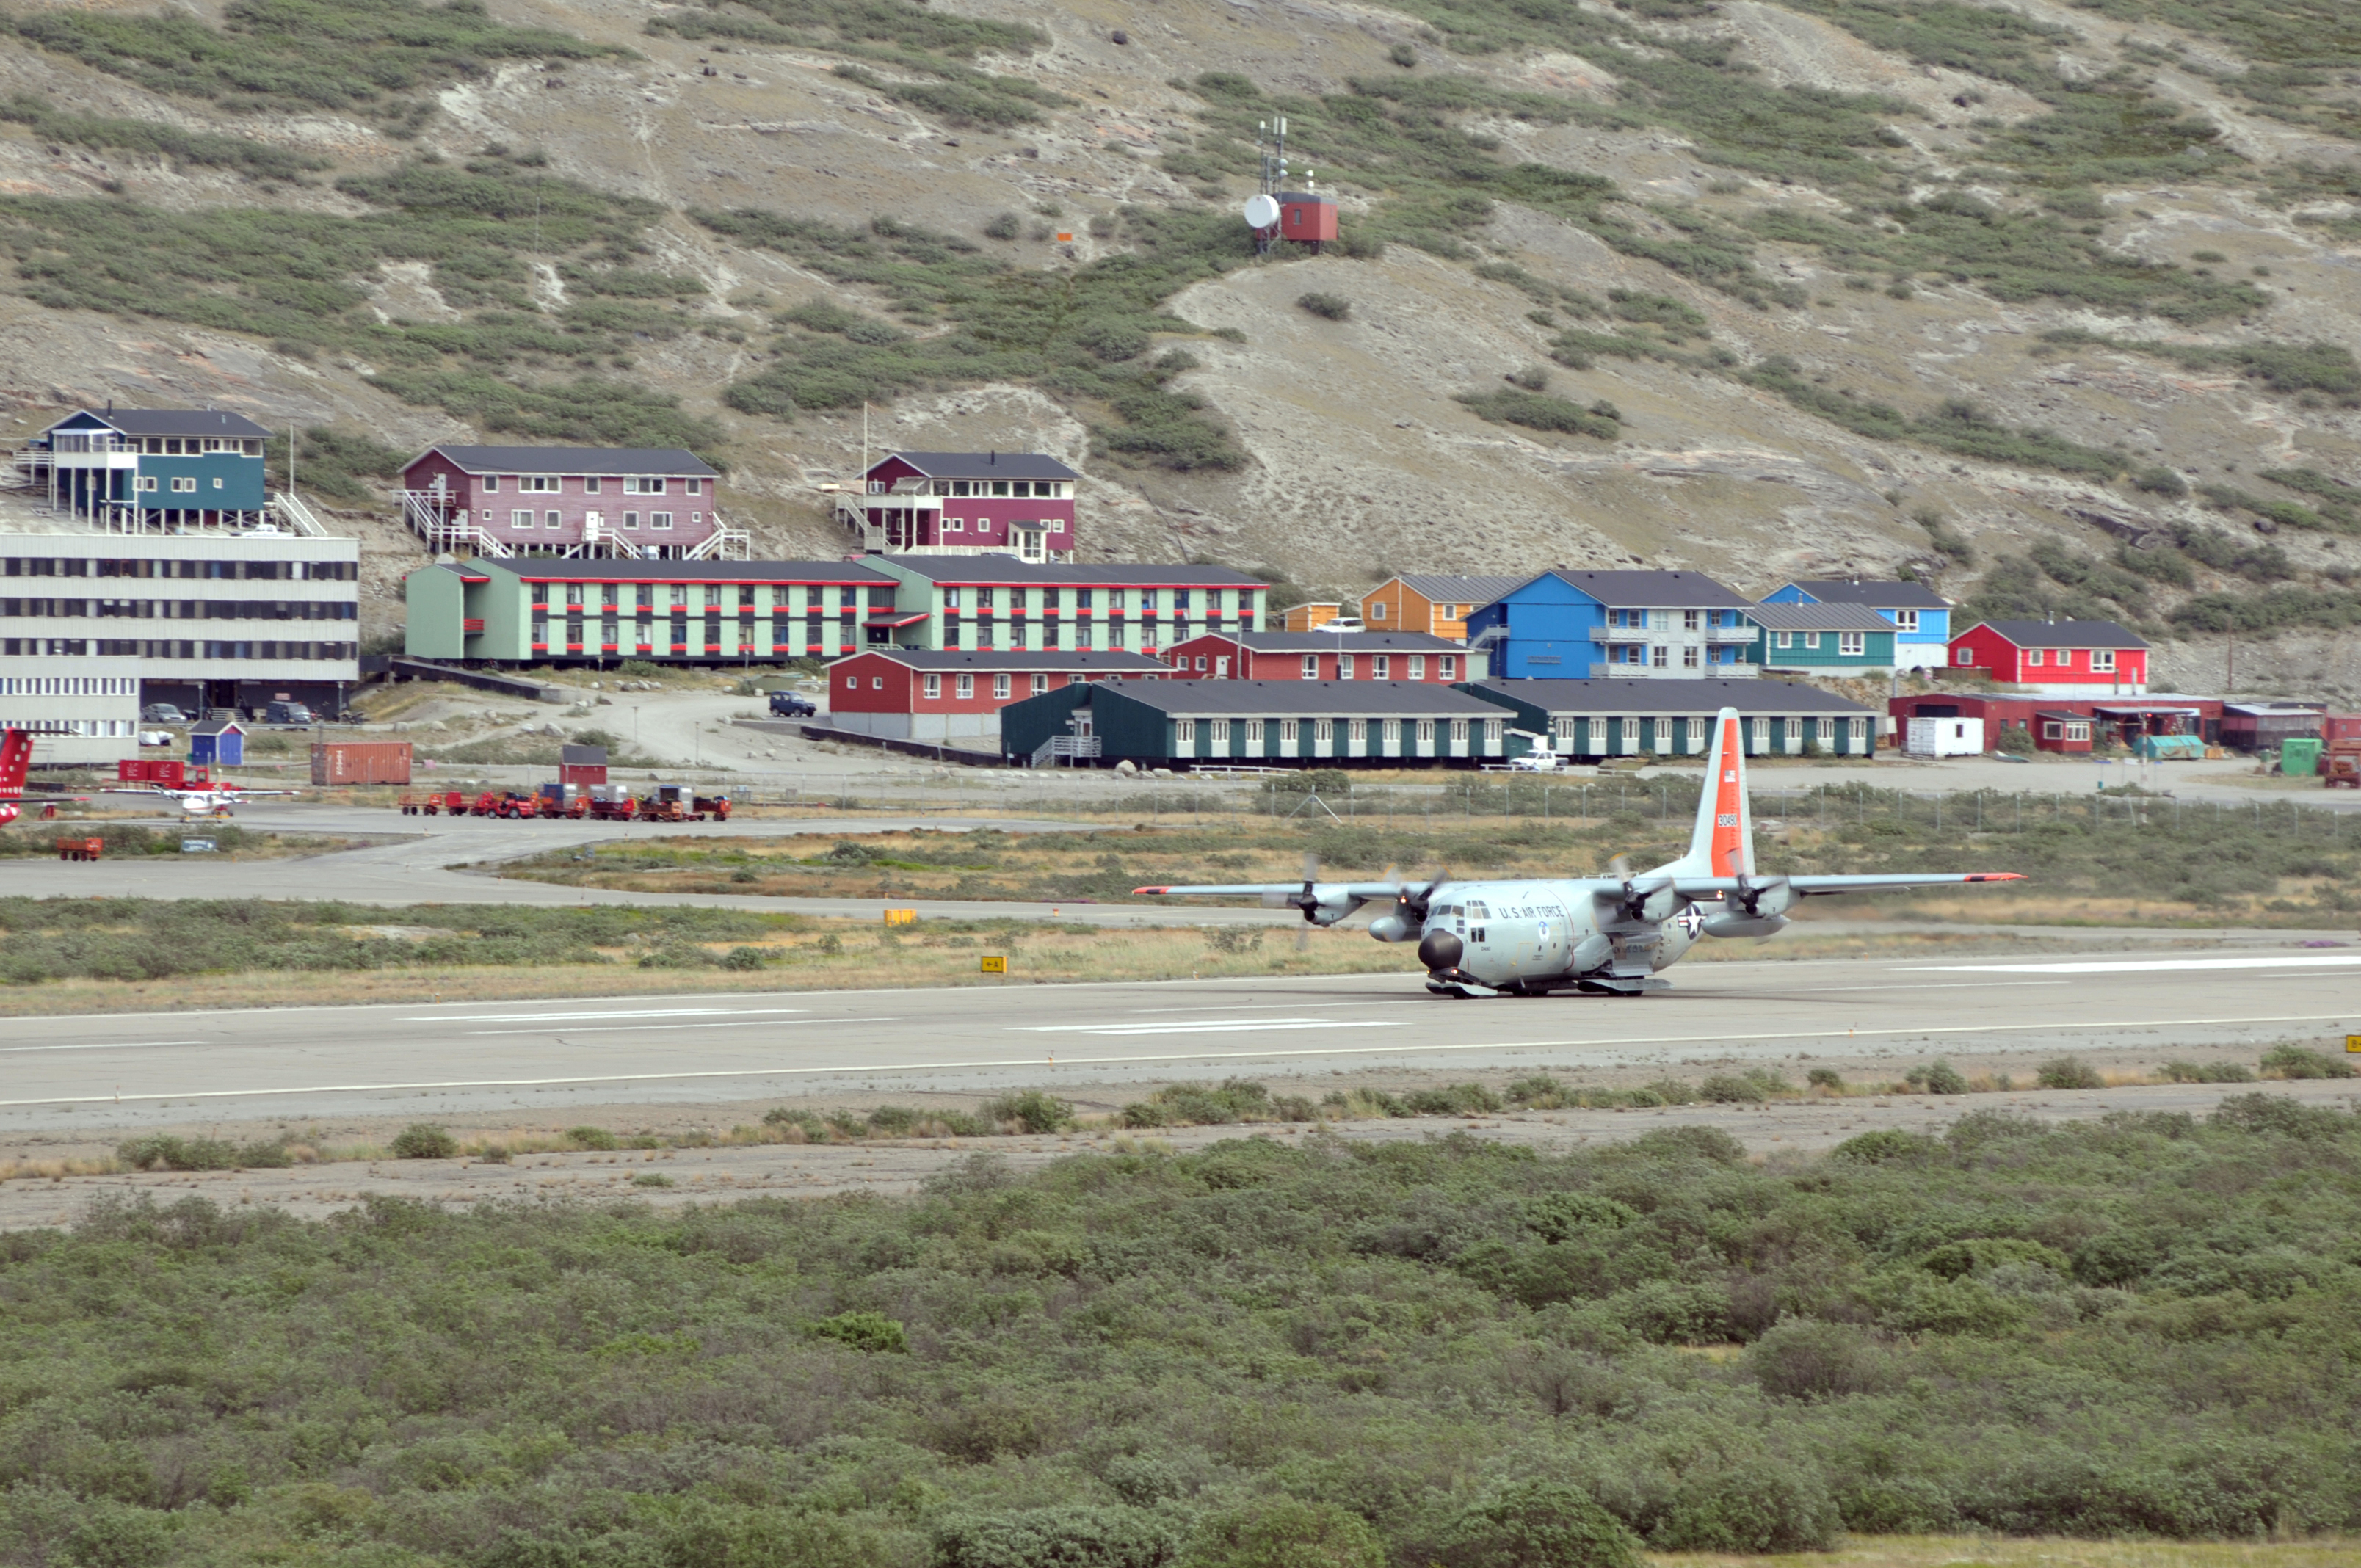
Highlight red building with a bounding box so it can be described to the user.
[826,648,1167,743]
[1947,619,2149,693]
[837,451,1078,562]
[398,445,731,559]
[1888,692,2221,748]
[1279,192,1339,250]
[1161,631,1483,683]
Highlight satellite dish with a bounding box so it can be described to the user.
[1242,193,1280,229]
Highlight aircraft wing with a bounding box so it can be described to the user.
[1667,873,2023,899]
[1134,881,1414,901]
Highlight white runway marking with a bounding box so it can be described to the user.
[465,1016,893,1037]
[1910,954,2361,975]
[414,1006,810,1023]
[1016,1017,1405,1037]
[0,1040,207,1055]
[4,1012,2347,1110]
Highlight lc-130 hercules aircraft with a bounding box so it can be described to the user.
[1136,705,2023,997]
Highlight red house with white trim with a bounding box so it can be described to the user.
[399,445,730,559]
[1161,631,1484,683]
[1947,620,2149,694]
[837,451,1079,562]
[827,648,1167,743]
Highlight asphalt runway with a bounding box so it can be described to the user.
[4,946,2353,1133]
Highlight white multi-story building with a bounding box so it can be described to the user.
[0,656,142,768]
[1,530,361,716]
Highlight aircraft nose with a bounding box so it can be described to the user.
[1416,928,1464,970]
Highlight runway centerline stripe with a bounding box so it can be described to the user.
[0,1040,208,1055]
[464,1017,893,1037]
[1,1012,2346,1109]
[1907,954,2361,975]
[413,1006,810,1023]
[1043,1022,1393,1035]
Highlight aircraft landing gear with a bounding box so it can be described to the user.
[1424,979,1480,999]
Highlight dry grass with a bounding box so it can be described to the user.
[1648,1536,2361,1568]
[0,919,1418,1018]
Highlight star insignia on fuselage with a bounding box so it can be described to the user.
[1675,904,1706,937]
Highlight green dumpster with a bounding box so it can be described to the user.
[2281,737,2323,777]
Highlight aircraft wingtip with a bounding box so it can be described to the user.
[1966,873,2026,882]
[1132,886,1169,895]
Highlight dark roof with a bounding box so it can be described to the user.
[846,650,1168,672]
[868,451,1079,482]
[492,559,892,584]
[51,407,272,439]
[1784,578,1950,610]
[1746,603,1896,634]
[1534,570,1753,608]
[1183,631,1465,653]
[190,717,245,733]
[1393,573,1528,604]
[1084,680,1510,717]
[884,554,1263,587]
[560,744,608,765]
[1972,619,2150,650]
[1462,678,1874,716]
[418,444,719,477]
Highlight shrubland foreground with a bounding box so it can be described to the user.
[1,1100,2358,1566]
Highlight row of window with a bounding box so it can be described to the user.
[534,586,870,610]
[4,558,355,580]
[1769,631,1868,655]
[0,676,138,695]
[1,639,355,660]
[0,718,141,736]
[1956,646,2122,670]
[3,600,356,620]
[133,475,233,493]
[1297,653,1455,680]
[47,435,262,456]
[873,479,1067,498]
[944,620,1205,652]
[1599,645,1752,667]
[468,475,699,495]
[503,510,693,531]
[940,587,1252,612]
[1604,609,1749,631]
[1540,715,1867,748]
[1173,716,1498,747]
[912,672,1066,700]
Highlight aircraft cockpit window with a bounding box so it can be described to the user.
[1466,901,1490,921]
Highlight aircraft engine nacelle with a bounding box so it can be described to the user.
[1368,910,1418,943]
[1701,912,1787,939]
[1569,932,1612,973]
[1601,879,1680,928]
[1724,876,1796,921]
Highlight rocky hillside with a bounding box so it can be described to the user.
[0,0,2357,695]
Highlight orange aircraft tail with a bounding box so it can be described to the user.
[0,727,29,827]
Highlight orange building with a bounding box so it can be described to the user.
[1279,602,1346,632]
[1360,574,1527,643]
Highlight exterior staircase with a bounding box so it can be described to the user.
[1029,735,1102,767]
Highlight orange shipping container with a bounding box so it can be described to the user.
[311,741,413,785]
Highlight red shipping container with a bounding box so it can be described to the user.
[116,760,150,782]
[2324,714,2361,743]
[311,741,413,785]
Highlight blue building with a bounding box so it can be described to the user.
[26,407,272,529]
[1464,570,1757,680]
[1760,578,1951,672]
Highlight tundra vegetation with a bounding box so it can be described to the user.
[1,1100,2358,1565]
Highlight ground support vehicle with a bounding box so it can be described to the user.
[399,791,465,816]
[586,785,638,821]
[56,837,103,861]
[2324,743,2361,788]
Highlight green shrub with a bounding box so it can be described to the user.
[390,1124,457,1160]
[2037,1056,2103,1090]
[2161,1059,2254,1084]
[1832,1128,1936,1163]
[564,1125,620,1152]
[1697,1074,1764,1103]
[1904,1060,1970,1095]
[1748,1319,1885,1401]
[866,1105,921,1136]
[932,1506,1177,1568]
[2260,1043,2356,1079]
[984,1089,1070,1133]
[983,211,1022,240]
[1805,1067,1845,1091]
[116,1136,289,1172]
[1192,1497,1385,1568]
[808,1310,908,1354]
[1296,291,1350,320]
[1441,1481,1642,1568]
[1654,1459,1842,1553]
[630,1172,674,1188]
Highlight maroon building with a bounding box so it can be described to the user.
[399,445,732,560]
[837,451,1078,562]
